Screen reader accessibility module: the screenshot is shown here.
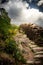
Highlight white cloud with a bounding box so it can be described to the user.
[37,0,43,6]
[1,0,43,27]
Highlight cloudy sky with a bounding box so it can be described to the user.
[0,0,43,27]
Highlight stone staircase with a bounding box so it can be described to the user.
[21,41,43,65]
[28,41,43,65]
[14,33,43,65]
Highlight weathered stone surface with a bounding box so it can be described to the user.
[13,32,43,65]
[0,23,43,65]
[20,23,43,46]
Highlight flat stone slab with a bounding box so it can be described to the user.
[33,47,43,52]
[35,51,43,55]
[26,60,41,64]
[29,45,38,48]
[34,61,41,64]
[34,55,43,58]
[26,60,34,64]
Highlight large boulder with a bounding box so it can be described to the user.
[20,24,43,46]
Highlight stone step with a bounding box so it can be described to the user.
[34,55,43,58]
[26,60,34,64]
[32,47,43,52]
[30,42,35,45]
[34,60,41,64]
[29,45,38,48]
[26,60,41,65]
[35,51,43,55]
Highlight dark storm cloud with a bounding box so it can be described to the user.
[8,7,21,19]
[0,0,9,4]
[0,0,22,19]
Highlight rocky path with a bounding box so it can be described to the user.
[28,40,43,65]
[14,33,43,65]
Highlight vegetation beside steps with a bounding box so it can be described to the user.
[0,8,43,65]
[0,8,26,65]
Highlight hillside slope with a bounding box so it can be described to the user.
[0,8,43,65]
[13,32,43,65]
[20,23,43,46]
